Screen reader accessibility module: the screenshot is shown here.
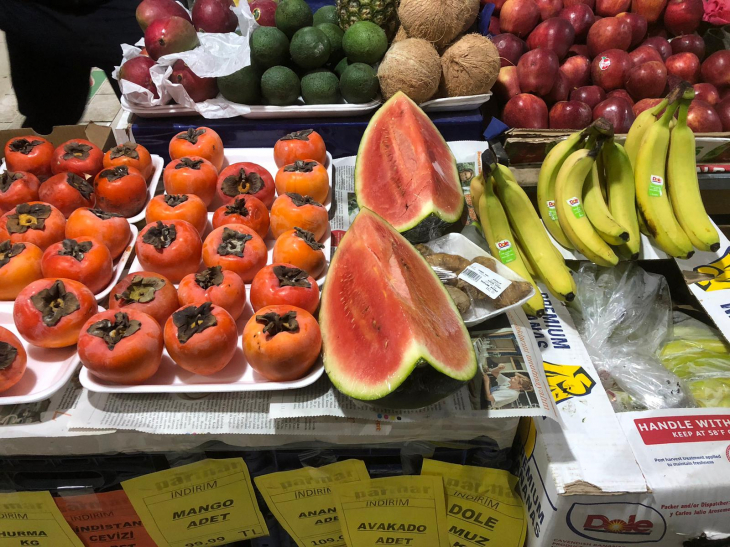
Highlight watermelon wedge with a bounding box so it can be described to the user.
[321,208,477,409]
[355,92,465,244]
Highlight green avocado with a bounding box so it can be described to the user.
[301,70,340,105]
[261,66,301,106]
[217,65,262,105]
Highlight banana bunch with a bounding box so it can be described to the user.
[476,150,577,318]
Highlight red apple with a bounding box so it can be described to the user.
[596,0,630,16]
[693,83,720,105]
[632,0,668,23]
[484,0,509,14]
[701,51,730,89]
[593,97,635,132]
[721,88,730,101]
[492,34,527,67]
[560,55,591,89]
[558,4,595,41]
[550,100,593,128]
[570,85,606,108]
[249,0,277,26]
[642,36,672,61]
[591,49,632,91]
[629,44,664,66]
[136,0,192,31]
[587,17,632,57]
[625,61,667,99]
[494,66,522,102]
[517,48,560,95]
[503,94,549,128]
[564,0,595,9]
[666,52,701,84]
[616,12,648,47]
[118,56,158,98]
[664,0,704,36]
[568,44,590,57]
[536,0,564,19]
[687,100,723,132]
[170,60,219,102]
[527,18,576,60]
[489,16,501,34]
[716,97,730,131]
[500,0,541,37]
[633,97,663,116]
[608,88,635,106]
[546,72,571,103]
[671,34,705,60]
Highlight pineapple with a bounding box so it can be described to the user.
[336,0,400,39]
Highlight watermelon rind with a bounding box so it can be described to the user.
[321,208,477,409]
[354,92,465,244]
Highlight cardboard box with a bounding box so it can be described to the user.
[0,123,116,162]
[518,284,730,547]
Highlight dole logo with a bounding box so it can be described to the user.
[546,200,556,208]
[650,175,663,185]
[497,239,512,250]
[567,502,666,543]
[567,197,580,206]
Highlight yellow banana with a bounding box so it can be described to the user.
[634,90,695,259]
[470,174,485,220]
[485,153,577,303]
[478,177,545,318]
[624,98,668,170]
[514,236,539,279]
[638,207,651,237]
[668,90,720,253]
[603,139,640,259]
[555,147,619,267]
[583,161,629,246]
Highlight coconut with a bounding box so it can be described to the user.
[398,0,480,49]
[378,38,441,104]
[440,34,501,98]
[393,25,408,44]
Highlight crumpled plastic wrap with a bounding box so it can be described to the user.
[569,262,694,411]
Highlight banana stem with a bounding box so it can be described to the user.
[659,100,681,124]
[676,101,689,126]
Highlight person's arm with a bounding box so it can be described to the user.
[490,364,506,378]
[490,388,520,409]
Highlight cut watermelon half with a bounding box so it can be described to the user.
[320,208,477,409]
[355,91,465,244]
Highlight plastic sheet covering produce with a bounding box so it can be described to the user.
[569,262,694,411]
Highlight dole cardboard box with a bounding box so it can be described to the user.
[0,122,116,162]
[518,288,730,547]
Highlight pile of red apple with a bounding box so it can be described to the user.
[487,0,730,133]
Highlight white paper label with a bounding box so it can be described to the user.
[458,262,512,299]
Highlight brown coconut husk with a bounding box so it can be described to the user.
[440,34,501,97]
[393,25,409,44]
[398,0,480,50]
[378,38,441,104]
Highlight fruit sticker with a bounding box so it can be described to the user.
[546,200,558,221]
[694,246,730,292]
[649,175,664,197]
[458,263,512,299]
[496,239,517,264]
[598,56,610,70]
[544,362,596,403]
[567,197,585,219]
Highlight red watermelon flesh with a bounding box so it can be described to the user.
[321,208,476,408]
[355,92,465,244]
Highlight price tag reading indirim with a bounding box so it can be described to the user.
[567,197,585,218]
[0,491,84,547]
[458,263,512,299]
[496,239,517,264]
[649,175,664,197]
[122,458,268,547]
[546,200,558,221]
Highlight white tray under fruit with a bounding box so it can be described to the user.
[420,93,492,113]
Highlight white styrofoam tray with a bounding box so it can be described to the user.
[421,93,492,113]
[422,233,536,326]
[127,154,164,224]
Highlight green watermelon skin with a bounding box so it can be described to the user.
[354,91,466,244]
[320,208,476,409]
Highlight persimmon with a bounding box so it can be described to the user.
[109,272,179,326]
[0,327,27,393]
[78,310,163,384]
[51,139,104,178]
[0,202,66,251]
[103,142,154,181]
[272,228,326,278]
[94,165,147,217]
[13,278,97,348]
[5,136,54,181]
[163,156,218,206]
[250,264,319,314]
[275,160,329,204]
[211,195,269,238]
[41,238,113,294]
[202,224,267,284]
[270,193,328,240]
[273,129,327,168]
[216,162,276,209]
[178,266,246,320]
[66,208,132,261]
[169,127,224,171]
[39,172,95,218]
[164,302,237,375]
[242,305,321,381]
[0,171,40,214]
[0,241,43,300]
[135,220,202,283]
[146,194,207,235]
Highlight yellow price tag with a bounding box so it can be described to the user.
[331,475,450,547]
[121,458,268,547]
[0,491,84,547]
[255,460,369,547]
[421,459,527,547]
